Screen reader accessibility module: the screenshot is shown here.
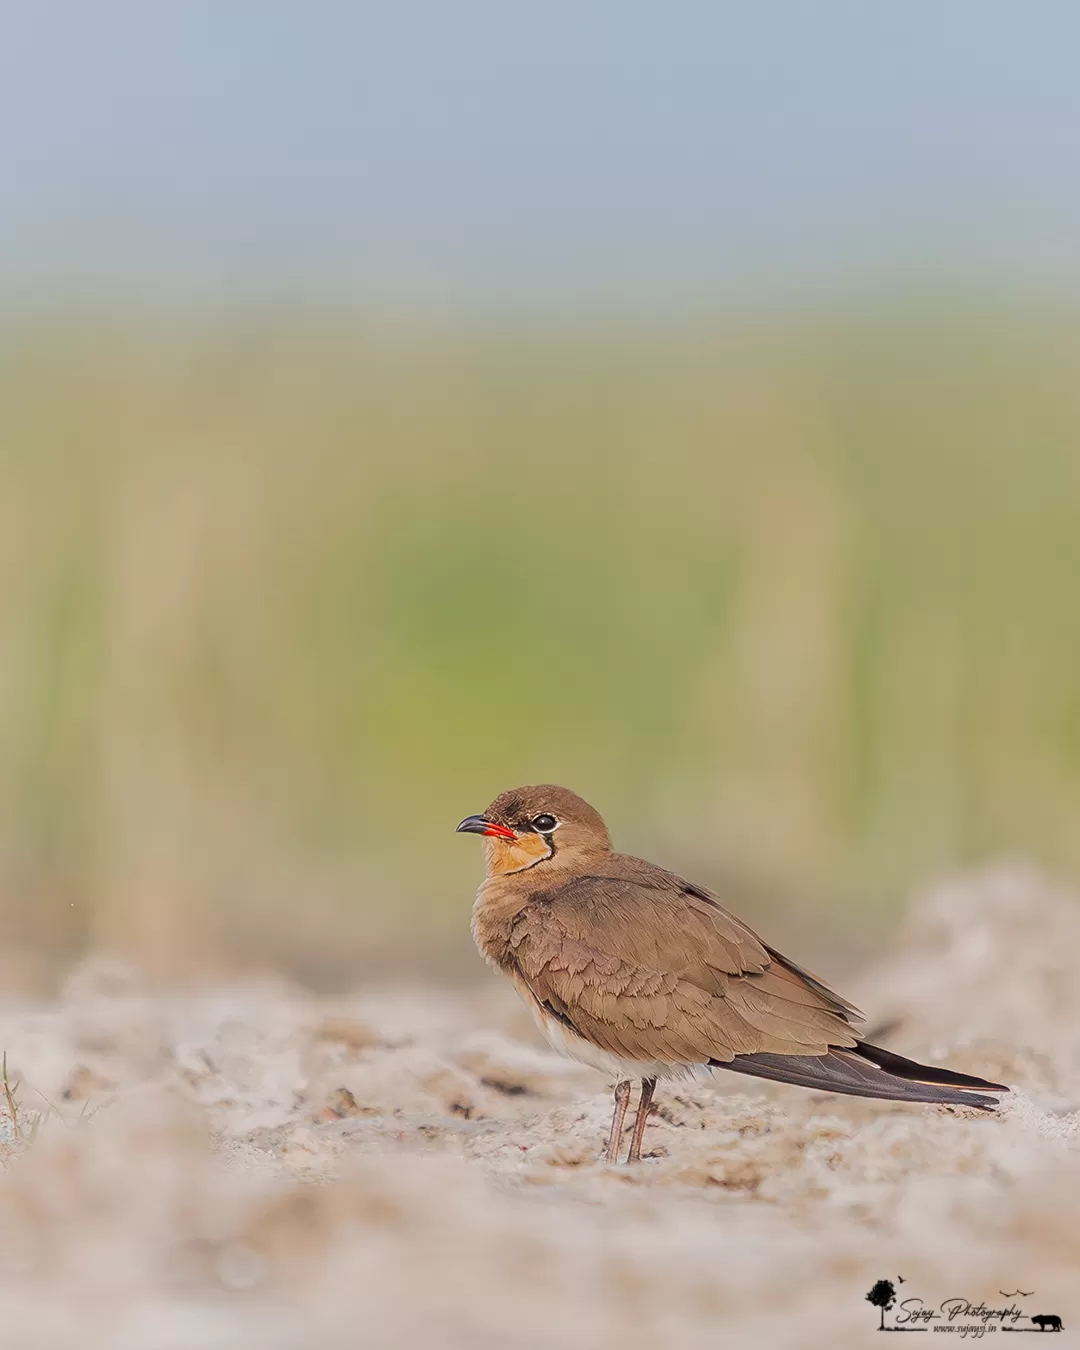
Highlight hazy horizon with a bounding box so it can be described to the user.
[6,3,1080,308]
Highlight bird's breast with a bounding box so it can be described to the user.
[470,879,530,970]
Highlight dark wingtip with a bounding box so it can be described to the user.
[853,1041,1010,1094]
[713,1048,1010,1110]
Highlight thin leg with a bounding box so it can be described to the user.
[604,1080,632,1163]
[625,1077,657,1164]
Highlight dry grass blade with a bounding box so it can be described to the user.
[2,1051,22,1145]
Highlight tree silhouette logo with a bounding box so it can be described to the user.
[866,1280,897,1331]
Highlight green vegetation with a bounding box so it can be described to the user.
[3,306,1080,977]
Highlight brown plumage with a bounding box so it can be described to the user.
[457,785,1008,1163]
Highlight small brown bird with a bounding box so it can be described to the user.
[458,785,1008,1164]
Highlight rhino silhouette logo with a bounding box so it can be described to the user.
[1031,1314,1064,1332]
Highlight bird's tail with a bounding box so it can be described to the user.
[713,1040,1008,1109]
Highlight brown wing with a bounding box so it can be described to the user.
[508,858,862,1066]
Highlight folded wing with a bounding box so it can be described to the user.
[508,858,1006,1107]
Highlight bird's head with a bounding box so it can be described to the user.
[456,784,612,877]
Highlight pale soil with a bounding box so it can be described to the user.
[0,866,1078,1349]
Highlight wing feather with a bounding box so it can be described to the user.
[508,857,860,1068]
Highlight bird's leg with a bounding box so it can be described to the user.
[604,1080,632,1163]
[625,1077,657,1164]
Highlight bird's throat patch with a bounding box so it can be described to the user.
[483,830,553,875]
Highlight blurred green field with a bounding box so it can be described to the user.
[2,305,1080,983]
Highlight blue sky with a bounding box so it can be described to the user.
[5,2,1080,306]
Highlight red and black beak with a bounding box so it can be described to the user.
[456,814,517,840]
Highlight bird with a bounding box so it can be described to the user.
[457,784,1009,1164]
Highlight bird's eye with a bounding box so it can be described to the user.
[531,813,558,834]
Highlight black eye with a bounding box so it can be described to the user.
[531,813,558,834]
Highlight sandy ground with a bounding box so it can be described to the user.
[0,866,1078,1349]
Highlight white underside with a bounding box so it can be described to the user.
[534,1006,717,1084]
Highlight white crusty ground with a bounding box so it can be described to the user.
[0,865,1077,1349]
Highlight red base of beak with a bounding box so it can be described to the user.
[456,815,516,840]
